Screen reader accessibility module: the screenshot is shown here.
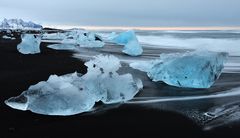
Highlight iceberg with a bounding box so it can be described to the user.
[130,51,228,88]
[112,30,143,56]
[83,55,143,104]
[17,34,41,54]
[5,55,143,115]
[5,73,96,115]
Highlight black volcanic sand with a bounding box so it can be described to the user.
[0,33,239,138]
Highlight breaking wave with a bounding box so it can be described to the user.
[137,35,240,56]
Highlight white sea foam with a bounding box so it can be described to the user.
[137,35,240,56]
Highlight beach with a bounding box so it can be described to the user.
[1,30,240,137]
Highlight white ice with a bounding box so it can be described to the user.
[5,55,143,115]
[44,30,105,48]
[17,34,41,54]
[42,32,66,40]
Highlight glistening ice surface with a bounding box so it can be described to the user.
[17,34,41,54]
[130,51,228,88]
[5,55,143,115]
[111,30,143,56]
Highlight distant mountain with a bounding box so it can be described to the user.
[0,18,42,30]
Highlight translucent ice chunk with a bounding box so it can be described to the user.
[5,73,95,115]
[17,34,41,54]
[62,31,105,48]
[5,55,143,115]
[100,74,143,104]
[112,30,136,45]
[83,55,142,103]
[131,51,228,88]
[112,30,143,56]
[123,38,143,56]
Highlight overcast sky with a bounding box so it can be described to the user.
[0,0,240,27]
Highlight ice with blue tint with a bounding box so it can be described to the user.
[62,30,105,48]
[42,32,66,40]
[83,55,143,104]
[5,55,143,115]
[112,30,143,56]
[17,34,41,54]
[122,39,143,56]
[106,32,117,41]
[5,73,96,115]
[43,29,105,48]
[112,30,136,45]
[131,51,228,88]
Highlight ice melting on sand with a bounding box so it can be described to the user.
[112,30,143,56]
[17,34,41,54]
[44,29,105,48]
[5,55,143,115]
[42,32,66,40]
[62,30,104,48]
[130,51,228,88]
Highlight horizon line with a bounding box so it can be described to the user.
[44,24,240,31]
